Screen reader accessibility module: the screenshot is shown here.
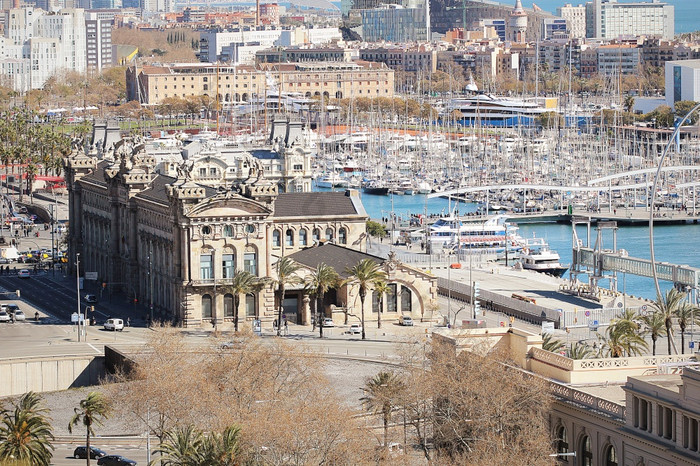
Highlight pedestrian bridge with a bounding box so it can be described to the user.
[573,247,700,290]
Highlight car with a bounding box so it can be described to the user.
[400,316,414,327]
[12,310,25,321]
[84,294,97,303]
[104,318,124,331]
[97,455,137,466]
[0,310,9,322]
[18,269,30,278]
[349,323,362,334]
[322,317,335,328]
[73,446,107,459]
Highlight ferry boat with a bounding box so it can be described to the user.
[428,215,521,252]
[518,238,568,277]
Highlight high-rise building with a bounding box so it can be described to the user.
[85,12,112,72]
[556,3,586,39]
[508,0,527,43]
[361,2,429,43]
[587,0,674,40]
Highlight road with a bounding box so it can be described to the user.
[52,441,146,466]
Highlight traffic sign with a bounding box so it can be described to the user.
[585,310,590,317]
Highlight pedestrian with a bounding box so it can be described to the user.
[34,311,39,322]
[284,318,288,335]
[126,317,130,327]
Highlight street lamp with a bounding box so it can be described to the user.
[76,252,82,342]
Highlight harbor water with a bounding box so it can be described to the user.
[319,187,700,302]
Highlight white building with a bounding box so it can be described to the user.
[86,12,112,72]
[199,27,341,64]
[597,44,640,75]
[665,59,700,109]
[1,7,87,92]
[556,3,586,39]
[588,0,674,40]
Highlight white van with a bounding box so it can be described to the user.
[104,318,124,331]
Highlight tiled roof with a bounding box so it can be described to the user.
[135,173,177,204]
[79,160,108,187]
[273,191,361,218]
[287,243,383,277]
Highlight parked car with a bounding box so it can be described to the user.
[0,310,9,322]
[97,455,137,466]
[18,269,30,278]
[73,446,107,459]
[349,323,362,334]
[13,310,25,321]
[104,318,124,331]
[84,294,97,303]
[322,318,335,328]
[400,316,414,326]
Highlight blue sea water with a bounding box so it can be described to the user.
[322,187,700,301]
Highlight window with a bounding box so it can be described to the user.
[580,436,592,466]
[312,228,320,243]
[372,290,382,313]
[202,294,212,319]
[246,293,256,317]
[285,229,294,247]
[244,250,257,275]
[224,293,234,317]
[201,225,211,235]
[604,445,618,466]
[200,254,213,280]
[401,285,412,314]
[299,229,307,246]
[272,230,281,247]
[223,225,233,237]
[387,284,397,313]
[338,227,347,244]
[325,228,333,242]
[556,426,569,460]
[222,253,235,279]
[210,167,217,176]
[199,168,207,176]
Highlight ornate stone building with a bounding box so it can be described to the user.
[64,137,368,328]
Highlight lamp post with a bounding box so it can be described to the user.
[49,204,55,277]
[76,252,81,342]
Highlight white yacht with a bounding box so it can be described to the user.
[518,238,568,277]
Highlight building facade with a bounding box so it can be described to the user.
[126,61,395,105]
[587,0,674,40]
[64,139,368,328]
[556,3,586,39]
[361,3,429,43]
[597,44,640,75]
[665,59,700,109]
[85,12,112,72]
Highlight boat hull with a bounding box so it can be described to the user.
[523,265,569,277]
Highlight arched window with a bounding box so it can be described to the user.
[223,225,233,237]
[285,229,294,247]
[246,293,256,317]
[202,294,212,319]
[338,227,347,244]
[556,426,569,460]
[604,445,618,466]
[400,285,412,314]
[272,230,281,248]
[299,229,307,246]
[387,284,397,313]
[224,293,234,317]
[312,228,320,243]
[244,246,257,275]
[325,228,333,242]
[580,435,592,466]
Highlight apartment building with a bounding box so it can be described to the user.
[359,47,437,73]
[556,3,586,39]
[587,0,674,40]
[597,44,641,75]
[85,11,112,72]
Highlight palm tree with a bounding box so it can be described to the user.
[567,342,594,360]
[372,280,391,330]
[651,288,686,355]
[220,271,262,332]
[0,392,54,466]
[640,311,667,356]
[152,425,204,466]
[361,371,404,448]
[614,308,642,334]
[68,392,111,466]
[305,263,340,338]
[200,425,241,466]
[675,300,700,354]
[541,333,565,353]
[347,259,386,340]
[598,321,648,358]
[272,257,302,336]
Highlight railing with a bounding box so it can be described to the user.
[437,277,561,327]
[550,382,626,421]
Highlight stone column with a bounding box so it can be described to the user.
[301,294,310,325]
